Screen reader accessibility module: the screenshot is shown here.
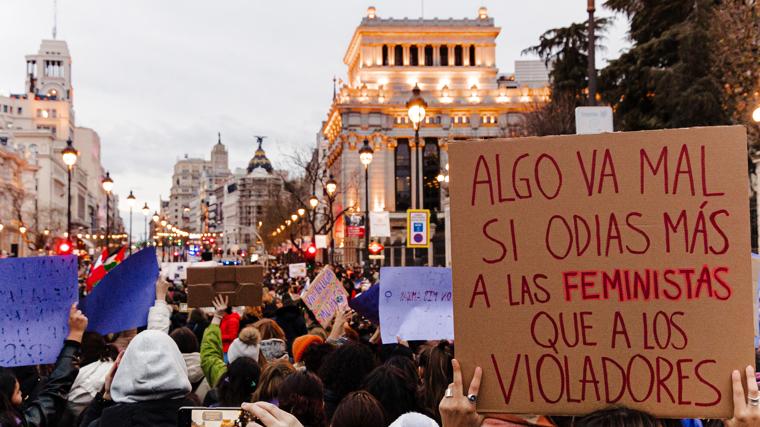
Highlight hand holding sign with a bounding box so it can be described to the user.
[66,304,88,343]
[726,366,760,427]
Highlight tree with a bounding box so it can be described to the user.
[522,18,610,134]
[600,0,729,130]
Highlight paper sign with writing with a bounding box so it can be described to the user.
[449,126,752,418]
[301,266,348,327]
[289,263,307,278]
[0,255,78,367]
[379,267,454,344]
[83,247,159,335]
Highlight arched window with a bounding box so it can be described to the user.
[439,46,449,66]
[424,45,433,66]
[409,46,419,66]
[454,45,464,66]
[469,45,476,66]
[382,45,389,66]
[394,45,403,66]
[394,139,412,211]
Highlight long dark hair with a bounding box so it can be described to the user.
[418,340,453,423]
[331,391,385,427]
[362,365,421,424]
[217,357,260,406]
[277,371,326,427]
[0,368,21,427]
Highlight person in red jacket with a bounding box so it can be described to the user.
[219,306,240,355]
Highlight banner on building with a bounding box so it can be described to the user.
[406,209,430,248]
[315,235,328,249]
[448,126,752,418]
[0,255,78,366]
[369,211,391,237]
[345,213,365,238]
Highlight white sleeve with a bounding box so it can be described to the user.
[148,299,172,334]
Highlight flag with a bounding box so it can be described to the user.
[85,246,127,292]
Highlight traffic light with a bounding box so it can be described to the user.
[305,244,317,258]
[55,238,74,255]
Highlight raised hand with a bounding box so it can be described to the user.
[66,303,88,343]
[726,365,760,427]
[439,358,484,427]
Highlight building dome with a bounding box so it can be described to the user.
[247,137,273,174]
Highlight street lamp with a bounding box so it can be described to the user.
[126,190,136,254]
[62,138,78,238]
[753,106,760,123]
[101,172,114,249]
[309,195,319,209]
[324,174,338,264]
[142,203,150,248]
[407,84,427,209]
[291,214,298,222]
[297,207,306,217]
[359,138,374,267]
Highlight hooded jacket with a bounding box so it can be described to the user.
[183,352,210,403]
[82,330,193,427]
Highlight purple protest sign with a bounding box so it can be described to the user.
[0,255,78,367]
[83,247,158,335]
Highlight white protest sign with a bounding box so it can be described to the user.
[315,235,328,249]
[575,106,613,134]
[370,211,391,237]
[288,263,307,278]
[379,267,454,344]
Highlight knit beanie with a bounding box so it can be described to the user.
[228,326,261,364]
[292,334,324,363]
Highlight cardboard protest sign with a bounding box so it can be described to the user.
[289,263,307,278]
[83,247,159,335]
[186,265,263,307]
[349,283,380,324]
[448,126,752,418]
[379,267,454,344]
[0,255,78,366]
[301,266,348,327]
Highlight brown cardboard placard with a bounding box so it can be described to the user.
[186,265,263,307]
[301,266,349,328]
[448,126,752,418]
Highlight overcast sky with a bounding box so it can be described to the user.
[0,0,629,232]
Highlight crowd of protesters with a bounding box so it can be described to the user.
[1,261,760,427]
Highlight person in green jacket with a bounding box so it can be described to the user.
[201,295,262,388]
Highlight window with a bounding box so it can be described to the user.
[454,45,464,66]
[469,45,476,66]
[382,45,389,66]
[394,45,403,66]
[424,45,433,66]
[439,46,449,66]
[409,46,419,66]
[423,138,441,211]
[394,139,412,211]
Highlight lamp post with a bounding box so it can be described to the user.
[406,84,427,209]
[142,203,150,248]
[325,175,337,264]
[359,138,374,267]
[126,191,136,254]
[62,138,78,238]
[587,0,597,106]
[101,172,114,250]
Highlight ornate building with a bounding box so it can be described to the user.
[319,7,549,266]
[0,39,114,255]
[221,139,284,258]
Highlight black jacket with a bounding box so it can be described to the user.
[20,340,81,427]
[80,394,194,427]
